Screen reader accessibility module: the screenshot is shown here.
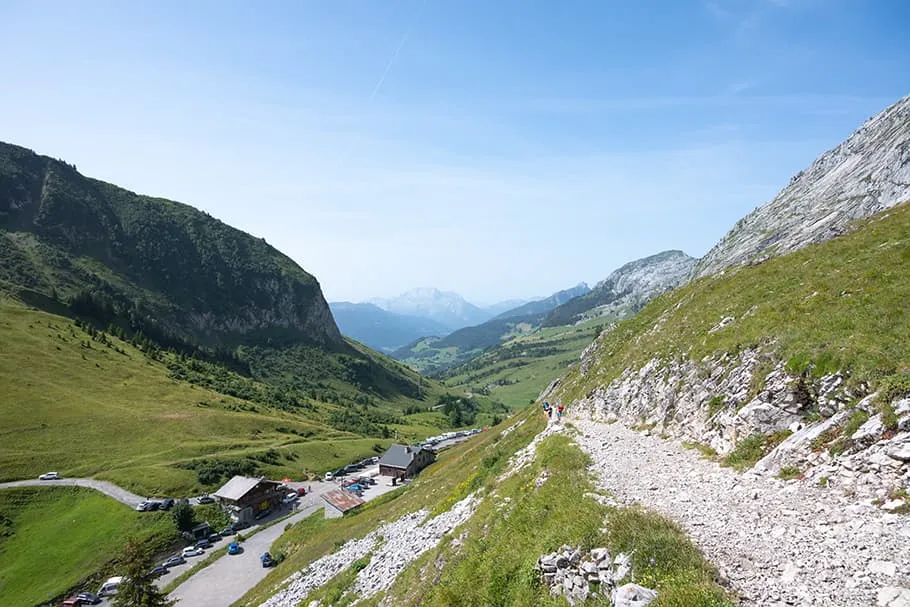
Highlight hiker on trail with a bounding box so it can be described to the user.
[556,402,564,421]
[542,401,552,419]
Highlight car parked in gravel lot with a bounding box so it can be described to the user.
[163,555,185,568]
[75,592,101,605]
[182,546,204,557]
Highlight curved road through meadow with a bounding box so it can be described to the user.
[0,478,146,507]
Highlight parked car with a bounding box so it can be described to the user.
[98,576,124,597]
[220,525,237,536]
[254,508,271,521]
[261,552,275,568]
[282,492,297,504]
[182,546,204,557]
[148,565,168,578]
[38,471,60,480]
[233,520,251,530]
[227,541,242,555]
[163,555,185,568]
[159,498,175,510]
[207,532,222,543]
[75,591,101,605]
[136,501,152,512]
[296,486,307,496]
[61,598,80,607]
[197,494,215,504]
[194,538,211,550]
[324,471,334,481]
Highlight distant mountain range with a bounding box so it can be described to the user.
[329,302,451,352]
[368,288,496,331]
[494,283,590,320]
[390,283,591,373]
[542,251,696,327]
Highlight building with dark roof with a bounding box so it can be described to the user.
[213,476,284,524]
[377,444,435,480]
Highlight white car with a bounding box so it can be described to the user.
[38,472,60,480]
[324,472,334,481]
[182,546,204,557]
[282,492,297,504]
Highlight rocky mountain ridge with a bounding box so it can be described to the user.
[493,282,591,321]
[543,250,696,327]
[695,93,910,278]
[0,140,342,350]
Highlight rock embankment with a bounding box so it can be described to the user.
[260,493,479,607]
[578,346,910,501]
[537,545,657,607]
[573,412,910,606]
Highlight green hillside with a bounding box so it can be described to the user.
[240,406,729,607]
[0,140,436,413]
[0,298,452,495]
[0,487,176,607]
[559,201,910,403]
[439,319,605,409]
[392,312,544,374]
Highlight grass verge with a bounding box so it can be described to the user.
[0,487,177,607]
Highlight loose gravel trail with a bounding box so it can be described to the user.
[572,413,910,607]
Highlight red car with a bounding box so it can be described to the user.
[296,487,307,496]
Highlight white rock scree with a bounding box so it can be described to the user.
[572,409,910,606]
[259,493,479,607]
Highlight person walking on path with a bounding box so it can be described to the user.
[542,401,552,419]
[556,402,564,421]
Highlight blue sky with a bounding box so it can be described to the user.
[1,1,908,304]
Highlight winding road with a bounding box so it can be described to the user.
[0,478,146,507]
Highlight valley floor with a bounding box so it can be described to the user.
[572,411,910,606]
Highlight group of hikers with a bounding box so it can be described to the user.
[542,401,564,422]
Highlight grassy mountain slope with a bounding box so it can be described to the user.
[0,140,437,413]
[0,298,446,495]
[439,318,606,409]
[239,407,729,607]
[0,141,338,350]
[0,487,176,607]
[558,201,910,403]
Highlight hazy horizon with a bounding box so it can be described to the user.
[2,1,907,302]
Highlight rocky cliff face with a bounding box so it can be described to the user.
[695,94,910,278]
[0,140,343,349]
[570,344,910,502]
[544,251,696,327]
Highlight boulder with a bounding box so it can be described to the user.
[612,583,659,607]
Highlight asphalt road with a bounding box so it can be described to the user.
[165,474,401,607]
[168,494,327,606]
[0,478,146,508]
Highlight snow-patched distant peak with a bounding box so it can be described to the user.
[369,288,489,330]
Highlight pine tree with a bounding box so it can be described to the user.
[111,538,175,607]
